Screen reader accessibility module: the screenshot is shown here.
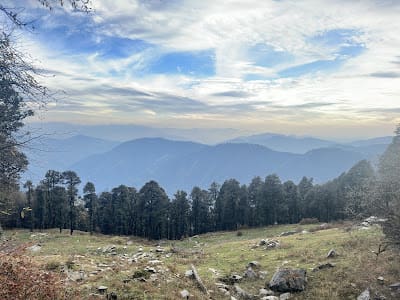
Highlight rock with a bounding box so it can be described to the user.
[301,230,309,234]
[389,282,400,291]
[102,245,116,253]
[180,289,190,299]
[231,274,243,282]
[148,259,162,265]
[216,282,230,291]
[261,296,279,300]
[244,267,257,279]
[185,270,194,278]
[259,288,274,296]
[155,246,165,253]
[144,266,156,273]
[357,289,370,300]
[265,239,280,249]
[279,231,297,237]
[247,261,260,268]
[326,249,337,258]
[234,284,254,300]
[269,268,307,292]
[98,286,108,294]
[68,270,85,282]
[312,262,334,272]
[280,292,291,300]
[259,271,268,279]
[259,239,267,246]
[107,292,117,300]
[126,240,133,245]
[27,244,41,252]
[377,276,384,284]
[231,297,238,300]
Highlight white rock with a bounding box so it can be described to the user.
[180,289,190,298]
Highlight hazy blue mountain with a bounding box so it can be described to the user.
[69,138,381,195]
[23,135,119,182]
[228,133,335,153]
[348,136,393,147]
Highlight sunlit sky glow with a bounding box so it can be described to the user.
[7,0,400,139]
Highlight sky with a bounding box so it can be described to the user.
[5,0,400,139]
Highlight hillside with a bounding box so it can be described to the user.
[71,138,368,194]
[2,222,398,299]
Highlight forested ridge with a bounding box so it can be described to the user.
[1,128,399,243]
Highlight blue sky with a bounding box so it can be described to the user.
[6,0,400,139]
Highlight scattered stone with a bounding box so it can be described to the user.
[377,276,384,284]
[389,282,400,291]
[98,286,108,295]
[234,284,254,300]
[301,230,309,234]
[261,296,279,300]
[126,240,133,245]
[216,282,230,291]
[155,246,165,253]
[102,245,116,253]
[269,268,307,292]
[312,262,334,272]
[357,289,370,300]
[259,239,267,246]
[319,223,329,229]
[231,297,238,300]
[326,249,337,258]
[259,288,274,296]
[27,244,41,252]
[180,289,190,299]
[279,292,291,300]
[244,267,257,279]
[279,231,297,237]
[148,259,162,265]
[231,274,243,282]
[265,239,280,249]
[144,266,156,273]
[247,261,260,268]
[185,270,194,278]
[68,270,86,282]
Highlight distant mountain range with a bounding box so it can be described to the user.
[23,133,392,195]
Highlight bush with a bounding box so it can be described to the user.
[236,231,243,237]
[45,261,61,271]
[299,218,319,225]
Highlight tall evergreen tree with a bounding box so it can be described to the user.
[62,171,81,235]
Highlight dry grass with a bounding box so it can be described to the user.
[1,224,399,299]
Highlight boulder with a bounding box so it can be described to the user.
[269,268,307,292]
[357,289,370,300]
[389,282,400,291]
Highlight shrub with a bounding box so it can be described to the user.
[299,218,319,225]
[0,253,74,299]
[236,231,243,237]
[45,261,61,271]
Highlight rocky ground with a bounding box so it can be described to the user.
[1,219,399,299]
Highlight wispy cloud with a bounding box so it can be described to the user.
[5,0,399,139]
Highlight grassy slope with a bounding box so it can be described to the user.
[3,223,399,299]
